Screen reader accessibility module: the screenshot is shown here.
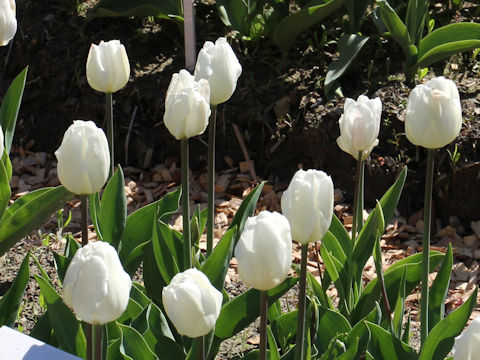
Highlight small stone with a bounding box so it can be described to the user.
[453,263,470,282]
[464,234,478,247]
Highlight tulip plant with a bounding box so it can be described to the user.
[1,1,479,360]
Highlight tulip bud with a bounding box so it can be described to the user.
[281,169,334,244]
[63,241,132,325]
[0,0,16,46]
[86,40,130,93]
[55,120,110,195]
[336,95,382,161]
[453,317,480,360]
[194,37,242,105]
[405,76,462,149]
[235,211,292,291]
[164,69,211,140]
[162,268,222,338]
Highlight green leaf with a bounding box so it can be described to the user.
[406,0,428,44]
[214,277,298,340]
[0,155,11,220]
[272,0,346,53]
[420,287,477,360]
[345,0,372,32]
[216,0,261,37]
[0,251,29,326]
[365,321,417,359]
[307,271,334,310]
[30,311,55,345]
[88,0,182,20]
[100,166,127,248]
[0,67,28,155]
[345,305,380,359]
[229,182,264,244]
[35,275,86,358]
[321,245,347,304]
[117,323,159,360]
[1,149,12,182]
[377,0,413,61]
[152,218,182,284]
[0,186,74,256]
[428,244,453,332]
[89,192,102,241]
[351,202,385,285]
[392,267,407,338]
[328,214,351,256]
[271,310,297,351]
[338,337,359,360]
[351,251,445,324]
[415,23,480,69]
[201,227,236,291]
[379,166,407,226]
[53,252,70,283]
[267,325,281,360]
[315,305,351,354]
[325,34,369,98]
[119,189,180,275]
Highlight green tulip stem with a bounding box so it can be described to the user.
[295,243,308,360]
[106,92,114,179]
[93,324,103,360]
[259,290,268,360]
[421,148,435,347]
[86,322,93,360]
[80,194,88,246]
[181,138,192,269]
[351,151,365,243]
[206,105,217,257]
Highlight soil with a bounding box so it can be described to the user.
[1,0,480,358]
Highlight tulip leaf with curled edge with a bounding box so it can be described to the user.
[228,182,264,245]
[0,185,75,256]
[315,305,352,355]
[321,245,348,309]
[116,298,144,325]
[1,149,12,182]
[100,166,127,248]
[117,323,159,360]
[392,266,407,339]
[419,287,478,360]
[35,274,87,358]
[0,155,11,220]
[201,226,236,291]
[350,251,445,324]
[0,251,29,327]
[53,252,69,283]
[272,0,346,53]
[324,34,369,99]
[328,214,351,256]
[271,310,297,351]
[365,322,417,360]
[344,304,381,359]
[118,188,181,275]
[414,23,480,71]
[152,218,182,284]
[307,271,334,310]
[0,66,28,155]
[428,243,453,333]
[87,0,183,21]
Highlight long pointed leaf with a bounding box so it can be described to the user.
[0,186,74,256]
[0,67,28,155]
[365,321,417,359]
[0,251,29,326]
[100,166,126,247]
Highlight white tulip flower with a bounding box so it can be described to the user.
[63,241,132,325]
[453,317,480,360]
[0,0,16,46]
[235,211,292,291]
[164,69,211,140]
[162,268,222,338]
[281,169,334,244]
[336,95,382,161]
[194,37,242,105]
[55,120,110,195]
[405,76,462,149]
[86,40,130,93]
